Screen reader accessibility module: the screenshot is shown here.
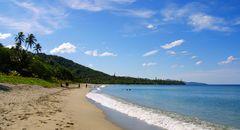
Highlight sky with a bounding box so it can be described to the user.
[0,0,240,84]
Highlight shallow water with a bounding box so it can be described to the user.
[87,85,240,130]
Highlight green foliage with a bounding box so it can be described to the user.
[0,74,55,88]
[0,47,11,73]
[25,33,37,50]
[30,59,52,80]
[34,43,41,54]
[15,32,25,51]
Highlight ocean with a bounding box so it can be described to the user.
[86,85,240,130]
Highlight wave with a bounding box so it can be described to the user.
[96,85,106,91]
[86,90,232,130]
[100,85,106,88]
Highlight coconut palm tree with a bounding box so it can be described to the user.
[14,32,25,50]
[25,33,37,51]
[34,43,42,54]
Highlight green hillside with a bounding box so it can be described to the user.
[0,32,185,85]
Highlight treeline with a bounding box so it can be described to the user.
[0,32,185,85]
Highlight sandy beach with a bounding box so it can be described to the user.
[0,83,122,130]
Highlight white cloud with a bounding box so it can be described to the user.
[191,55,197,59]
[0,17,53,34]
[85,50,117,57]
[100,52,117,56]
[5,44,15,48]
[146,24,154,29]
[62,0,135,11]
[161,4,194,21]
[0,33,11,40]
[143,49,159,57]
[88,64,94,68]
[0,1,67,34]
[63,0,155,18]
[196,60,203,65]
[5,44,26,49]
[181,51,189,55]
[142,62,157,67]
[167,50,176,55]
[218,56,236,65]
[161,3,231,32]
[161,39,184,49]
[160,2,207,21]
[188,13,230,32]
[50,42,76,54]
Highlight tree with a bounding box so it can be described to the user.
[34,43,42,54]
[25,33,37,50]
[15,32,25,50]
[0,43,3,47]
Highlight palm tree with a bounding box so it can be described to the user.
[34,43,42,54]
[25,33,37,50]
[15,32,25,50]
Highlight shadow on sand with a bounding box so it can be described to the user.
[0,84,11,91]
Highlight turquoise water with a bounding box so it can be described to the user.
[87,85,240,129]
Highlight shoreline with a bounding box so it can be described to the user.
[61,85,122,130]
[0,83,122,130]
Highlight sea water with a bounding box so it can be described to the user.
[86,85,240,130]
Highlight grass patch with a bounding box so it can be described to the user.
[0,74,56,88]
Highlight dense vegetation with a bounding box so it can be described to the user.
[0,32,185,85]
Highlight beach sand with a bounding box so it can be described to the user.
[0,83,122,130]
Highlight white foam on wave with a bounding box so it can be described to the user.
[100,85,106,88]
[95,85,106,91]
[86,91,225,130]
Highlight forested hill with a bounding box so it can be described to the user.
[37,53,111,83]
[0,32,184,85]
[37,53,185,85]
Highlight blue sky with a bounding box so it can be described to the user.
[0,0,240,84]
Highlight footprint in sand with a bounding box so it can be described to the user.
[39,120,47,124]
[67,122,74,125]
[56,123,62,126]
